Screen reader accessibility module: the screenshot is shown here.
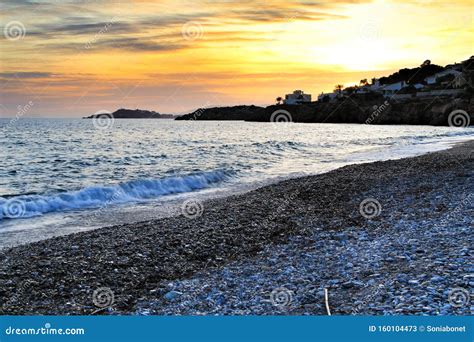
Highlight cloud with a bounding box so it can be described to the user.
[35,37,186,53]
[223,7,347,23]
[96,37,186,51]
[27,21,132,37]
[11,0,473,117]
[0,72,54,79]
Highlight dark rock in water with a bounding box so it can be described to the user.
[83,108,175,119]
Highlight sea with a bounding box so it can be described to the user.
[0,118,472,248]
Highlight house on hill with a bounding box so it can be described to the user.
[353,78,383,94]
[381,81,407,96]
[284,90,312,104]
[317,92,338,102]
[424,69,463,85]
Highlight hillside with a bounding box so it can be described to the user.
[84,108,175,119]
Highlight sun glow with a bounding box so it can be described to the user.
[0,0,472,116]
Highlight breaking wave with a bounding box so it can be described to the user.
[0,170,232,220]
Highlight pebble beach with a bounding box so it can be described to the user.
[0,140,472,315]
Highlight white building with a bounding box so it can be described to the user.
[356,85,371,93]
[356,78,382,93]
[317,92,338,101]
[284,90,312,105]
[369,78,382,91]
[445,63,463,71]
[381,81,407,96]
[424,69,462,85]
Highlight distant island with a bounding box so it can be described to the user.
[83,108,175,119]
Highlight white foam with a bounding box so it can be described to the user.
[0,170,231,220]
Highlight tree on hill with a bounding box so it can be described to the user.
[421,59,431,67]
[334,84,343,94]
[276,96,283,105]
[379,62,444,85]
[344,85,358,95]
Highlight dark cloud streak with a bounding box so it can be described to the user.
[0,72,54,79]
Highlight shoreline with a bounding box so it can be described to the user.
[1,133,471,250]
[0,140,472,315]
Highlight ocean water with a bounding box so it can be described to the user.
[0,118,472,248]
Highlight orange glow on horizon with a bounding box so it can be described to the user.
[0,0,472,116]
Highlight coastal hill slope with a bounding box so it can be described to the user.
[84,58,474,126]
[175,95,474,126]
[174,105,265,121]
[176,57,474,126]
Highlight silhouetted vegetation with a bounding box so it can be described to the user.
[379,62,444,85]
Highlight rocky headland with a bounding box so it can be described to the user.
[175,94,474,126]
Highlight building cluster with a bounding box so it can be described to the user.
[317,59,470,102]
[278,57,472,105]
[283,90,312,105]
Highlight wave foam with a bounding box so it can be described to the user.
[0,170,231,220]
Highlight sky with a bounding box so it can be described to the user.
[0,0,473,117]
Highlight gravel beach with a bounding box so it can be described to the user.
[0,140,472,315]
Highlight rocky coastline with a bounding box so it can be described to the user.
[175,95,474,126]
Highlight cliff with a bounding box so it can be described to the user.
[175,94,474,126]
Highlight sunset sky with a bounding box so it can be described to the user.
[0,0,472,117]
